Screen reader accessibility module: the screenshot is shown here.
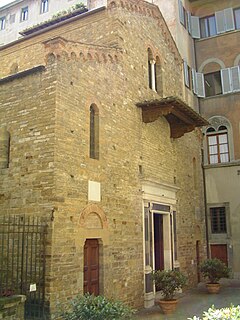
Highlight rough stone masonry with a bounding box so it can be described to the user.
[0,0,206,316]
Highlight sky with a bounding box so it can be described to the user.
[0,0,16,8]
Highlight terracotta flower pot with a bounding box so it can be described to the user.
[206,283,221,294]
[158,299,178,314]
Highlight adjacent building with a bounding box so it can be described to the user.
[0,0,207,317]
[192,0,240,279]
[157,0,240,278]
[0,0,92,45]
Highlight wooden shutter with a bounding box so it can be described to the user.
[231,66,240,92]
[196,72,205,97]
[224,8,235,31]
[221,68,232,94]
[178,0,185,25]
[183,60,189,87]
[192,69,197,94]
[191,16,200,38]
[187,11,192,34]
[216,10,225,34]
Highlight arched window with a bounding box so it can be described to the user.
[155,56,163,95]
[89,104,99,159]
[206,125,229,164]
[148,48,156,91]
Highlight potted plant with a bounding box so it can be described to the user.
[152,269,187,314]
[200,258,230,293]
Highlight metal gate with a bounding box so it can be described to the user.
[0,215,49,319]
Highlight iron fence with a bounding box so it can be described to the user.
[0,214,49,319]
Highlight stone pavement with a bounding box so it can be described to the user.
[135,279,240,319]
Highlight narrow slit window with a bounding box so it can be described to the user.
[147,48,156,91]
[90,104,99,160]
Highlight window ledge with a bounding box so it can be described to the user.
[196,28,240,42]
[204,160,240,169]
[200,90,240,100]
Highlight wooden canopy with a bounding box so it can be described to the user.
[136,96,208,138]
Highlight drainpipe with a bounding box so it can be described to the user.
[193,30,210,259]
[201,148,210,258]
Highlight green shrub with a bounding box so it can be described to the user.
[200,258,230,283]
[151,269,187,300]
[59,293,135,320]
[188,305,240,320]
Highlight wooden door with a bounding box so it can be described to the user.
[210,244,228,266]
[84,239,99,295]
[154,214,164,271]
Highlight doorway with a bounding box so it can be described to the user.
[196,240,200,282]
[210,244,228,266]
[154,214,164,270]
[84,239,99,295]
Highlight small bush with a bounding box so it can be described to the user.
[151,269,187,300]
[188,305,240,320]
[59,293,135,320]
[200,258,230,283]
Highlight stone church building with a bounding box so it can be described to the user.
[0,0,208,316]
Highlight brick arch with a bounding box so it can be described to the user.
[198,58,225,73]
[109,1,117,8]
[71,51,77,60]
[46,53,56,65]
[234,54,240,66]
[203,115,235,163]
[79,204,108,229]
[146,43,156,59]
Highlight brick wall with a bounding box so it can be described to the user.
[0,0,206,314]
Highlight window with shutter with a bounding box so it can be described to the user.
[192,69,197,94]
[187,12,192,34]
[215,10,225,34]
[178,0,185,25]
[191,16,200,38]
[231,66,240,92]
[200,15,217,38]
[224,8,235,31]
[196,73,205,97]
[221,68,232,94]
[191,69,205,97]
[183,60,190,88]
[216,8,235,34]
[204,71,222,97]
[234,8,240,29]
